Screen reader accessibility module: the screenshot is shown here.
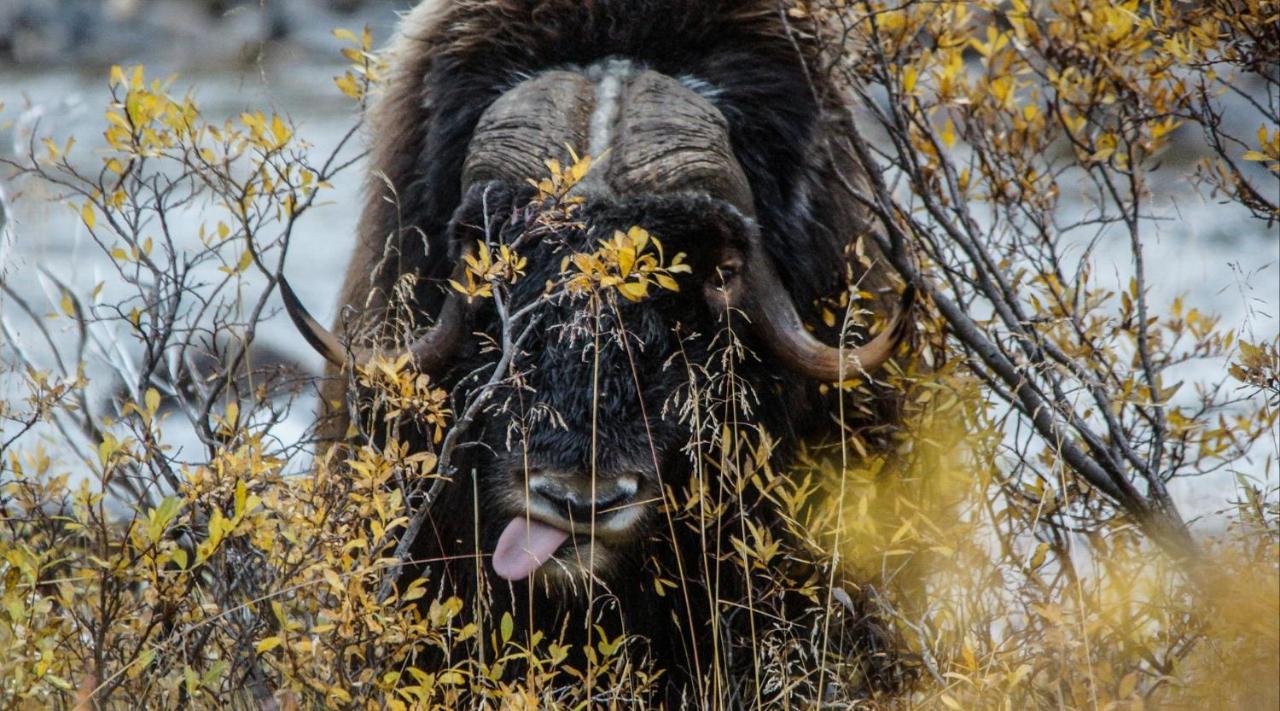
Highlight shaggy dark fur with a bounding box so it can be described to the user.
[324,1,912,706]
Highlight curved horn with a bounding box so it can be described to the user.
[280,275,469,374]
[279,276,350,368]
[725,249,914,381]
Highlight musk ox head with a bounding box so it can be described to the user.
[281,60,911,585]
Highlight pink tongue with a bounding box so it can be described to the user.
[491,517,570,581]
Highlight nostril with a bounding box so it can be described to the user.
[592,488,630,511]
[592,476,638,509]
[527,475,640,519]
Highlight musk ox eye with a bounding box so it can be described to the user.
[715,261,741,283]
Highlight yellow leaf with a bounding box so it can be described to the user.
[500,611,513,643]
[106,110,130,131]
[902,65,918,94]
[402,585,426,602]
[60,292,75,318]
[1029,541,1049,570]
[569,154,592,182]
[617,281,648,302]
[571,253,596,274]
[437,671,464,686]
[81,202,96,230]
[941,118,956,148]
[627,225,650,251]
[1118,671,1138,698]
[255,637,282,654]
[617,245,636,276]
[270,115,292,147]
[145,388,160,414]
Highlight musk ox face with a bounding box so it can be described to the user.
[448,185,753,583]
[282,171,911,585]
[278,44,913,593]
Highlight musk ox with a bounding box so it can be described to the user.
[283,0,916,705]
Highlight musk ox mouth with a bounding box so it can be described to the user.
[491,503,648,581]
[491,517,571,581]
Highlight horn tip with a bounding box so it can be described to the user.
[885,283,917,349]
[279,276,348,369]
[899,284,917,311]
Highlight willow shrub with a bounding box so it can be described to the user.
[2,3,1278,709]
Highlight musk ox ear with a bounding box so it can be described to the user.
[446,181,540,259]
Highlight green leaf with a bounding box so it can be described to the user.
[500,611,513,644]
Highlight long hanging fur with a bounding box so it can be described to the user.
[322,1,912,706]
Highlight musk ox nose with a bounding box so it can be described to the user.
[526,472,640,522]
